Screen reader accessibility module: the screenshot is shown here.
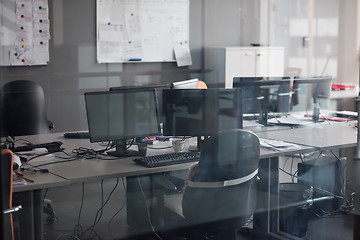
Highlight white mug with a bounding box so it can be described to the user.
[172,139,185,153]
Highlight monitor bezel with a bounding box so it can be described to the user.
[232,77,292,125]
[84,88,161,144]
[162,88,243,138]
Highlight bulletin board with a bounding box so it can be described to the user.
[96,0,189,63]
[0,0,50,66]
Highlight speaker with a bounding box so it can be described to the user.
[298,155,342,217]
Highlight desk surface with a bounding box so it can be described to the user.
[12,122,356,189]
[256,122,357,151]
[17,132,316,185]
[13,171,68,193]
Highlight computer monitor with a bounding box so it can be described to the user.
[171,78,199,89]
[292,76,332,121]
[84,88,160,157]
[232,77,292,125]
[110,84,169,123]
[162,88,242,150]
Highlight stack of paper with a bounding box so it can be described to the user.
[259,138,301,151]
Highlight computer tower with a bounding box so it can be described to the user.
[297,156,342,217]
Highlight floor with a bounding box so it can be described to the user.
[41,179,355,240]
[41,153,357,240]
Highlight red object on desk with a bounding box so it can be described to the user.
[15,172,34,183]
[332,84,356,91]
[320,116,352,122]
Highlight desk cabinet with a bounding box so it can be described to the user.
[205,47,285,88]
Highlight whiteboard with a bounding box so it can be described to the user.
[96,0,189,63]
[0,0,50,66]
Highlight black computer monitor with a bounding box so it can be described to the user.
[162,88,242,150]
[233,77,292,125]
[292,76,332,121]
[84,88,160,157]
[110,84,169,123]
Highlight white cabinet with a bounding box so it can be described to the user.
[205,47,285,88]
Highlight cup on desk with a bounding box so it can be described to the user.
[138,143,147,157]
[172,139,185,153]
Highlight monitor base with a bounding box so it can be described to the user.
[107,149,139,158]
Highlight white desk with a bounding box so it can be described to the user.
[255,122,357,151]
[11,122,356,239]
[12,166,68,240]
[18,133,315,183]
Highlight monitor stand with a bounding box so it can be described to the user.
[258,110,275,126]
[107,140,139,158]
[188,136,208,152]
[312,99,324,122]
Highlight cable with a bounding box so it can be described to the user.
[81,178,120,240]
[73,183,85,238]
[43,188,49,202]
[279,153,354,218]
[108,178,126,239]
[30,158,79,168]
[137,177,164,240]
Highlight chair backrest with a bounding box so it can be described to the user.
[1,80,50,137]
[182,129,260,227]
[1,149,14,240]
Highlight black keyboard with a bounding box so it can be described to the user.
[133,152,200,168]
[10,141,63,153]
[63,131,90,139]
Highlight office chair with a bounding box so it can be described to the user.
[1,80,54,138]
[2,149,22,240]
[1,80,55,227]
[163,129,260,240]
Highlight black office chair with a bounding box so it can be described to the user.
[2,149,22,240]
[1,80,54,138]
[163,129,260,240]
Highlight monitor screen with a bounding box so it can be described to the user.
[292,76,332,103]
[233,77,291,124]
[110,84,169,122]
[171,78,199,89]
[292,76,332,121]
[162,88,242,138]
[84,88,160,157]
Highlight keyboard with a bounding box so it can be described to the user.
[10,141,63,153]
[63,131,90,139]
[133,152,200,168]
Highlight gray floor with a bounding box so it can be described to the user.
[42,153,356,240]
[42,179,355,240]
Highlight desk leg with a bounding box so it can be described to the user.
[254,157,279,234]
[13,190,43,240]
[33,190,43,240]
[126,175,164,229]
[354,214,360,240]
[126,176,151,230]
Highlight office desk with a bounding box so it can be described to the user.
[253,122,357,238]
[255,122,357,150]
[12,123,356,239]
[19,132,316,182]
[12,170,68,240]
[16,132,315,235]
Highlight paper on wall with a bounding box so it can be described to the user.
[174,41,192,67]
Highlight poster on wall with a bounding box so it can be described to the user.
[96,0,191,65]
[0,0,50,66]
